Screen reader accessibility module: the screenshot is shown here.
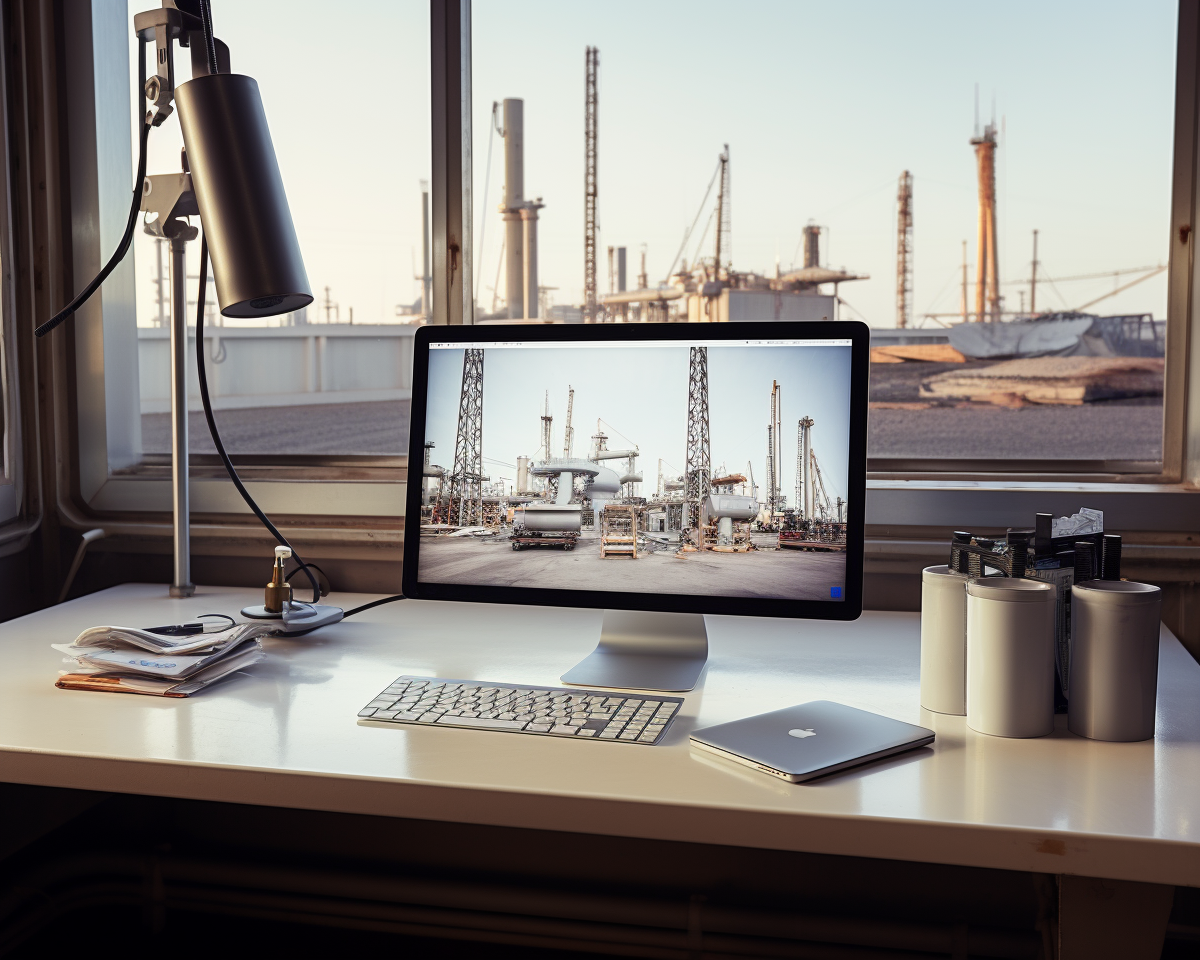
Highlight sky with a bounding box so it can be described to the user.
[128,1,1177,328]
[424,340,853,506]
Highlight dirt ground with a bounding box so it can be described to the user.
[417,530,847,602]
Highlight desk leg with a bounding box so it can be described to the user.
[1058,875,1174,960]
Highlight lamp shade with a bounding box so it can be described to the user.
[176,74,312,318]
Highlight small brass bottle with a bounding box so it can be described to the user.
[264,545,293,613]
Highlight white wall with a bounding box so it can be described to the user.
[138,324,417,413]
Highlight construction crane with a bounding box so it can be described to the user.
[810,450,833,521]
[896,171,913,329]
[583,46,599,323]
[714,144,731,277]
[562,385,574,458]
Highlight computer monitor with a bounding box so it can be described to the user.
[403,321,870,692]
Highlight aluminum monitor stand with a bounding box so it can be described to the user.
[561,610,708,692]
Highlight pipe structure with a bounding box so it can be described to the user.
[521,202,543,318]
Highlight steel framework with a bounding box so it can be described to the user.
[583,47,599,322]
[562,385,574,458]
[684,346,711,536]
[896,170,913,329]
[448,348,485,526]
[766,380,781,515]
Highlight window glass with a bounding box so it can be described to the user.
[127,0,428,457]
[472,1,1176,466]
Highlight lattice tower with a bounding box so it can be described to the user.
[448,348,484,526]
[896,171,913,329]
[583,47,599,322]
[562,385,574,458]
[684,346,712,535]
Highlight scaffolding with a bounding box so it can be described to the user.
[600,503,639,558]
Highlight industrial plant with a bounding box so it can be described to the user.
[418,343,849,601]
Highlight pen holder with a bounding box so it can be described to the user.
[920,565,968,715]
[1068,581,1162,742]
[966,578,1056,738]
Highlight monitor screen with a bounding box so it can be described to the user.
[404,323,866,618]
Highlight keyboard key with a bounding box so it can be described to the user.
[439,716,528,731]
[357,707,377,717]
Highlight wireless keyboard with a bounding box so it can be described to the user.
[357,676,683,745]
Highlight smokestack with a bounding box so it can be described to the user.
[501,98,525,319]
[617,247,627,292]
[803,224,820,269]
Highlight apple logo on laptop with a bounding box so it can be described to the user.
[788,728,816,739]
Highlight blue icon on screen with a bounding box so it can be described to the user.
[830,586,842,598]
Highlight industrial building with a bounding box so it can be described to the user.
[419,342,847,598]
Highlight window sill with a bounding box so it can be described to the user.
[866,478,1198,532]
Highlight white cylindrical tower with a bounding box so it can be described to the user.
[501,98,525,319]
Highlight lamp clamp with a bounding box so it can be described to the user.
[133,1,231,127]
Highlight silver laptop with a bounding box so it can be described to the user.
[690,701,934,783]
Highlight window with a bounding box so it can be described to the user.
[471,1,1177,478]
[126,0,429,459]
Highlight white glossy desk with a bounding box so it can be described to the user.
[1,583,1198,889]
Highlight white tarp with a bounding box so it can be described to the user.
[947,318,1096,359]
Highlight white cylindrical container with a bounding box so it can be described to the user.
[920,565,969,715]
[966,578,1056,738]
[1068,581,1162,742]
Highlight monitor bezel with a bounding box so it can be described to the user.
[402,320,869,621]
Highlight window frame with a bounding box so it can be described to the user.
[0,2,23,536]
[57,0,1200,555]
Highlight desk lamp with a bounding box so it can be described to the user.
[35,0,324,614]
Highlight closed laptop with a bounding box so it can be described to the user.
[691,700,934,783]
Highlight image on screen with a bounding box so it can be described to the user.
[417,339,852,601]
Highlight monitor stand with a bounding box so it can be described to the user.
[561,610,708,692]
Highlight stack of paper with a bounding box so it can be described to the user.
[53,621,277,698]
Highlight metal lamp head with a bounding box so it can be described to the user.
[175,73,312,318]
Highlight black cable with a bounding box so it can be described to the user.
[195,236,321,604]
[36,40,150,339]
[286,561,329,595]
[341,595,404,619]
[198,0,219,75]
